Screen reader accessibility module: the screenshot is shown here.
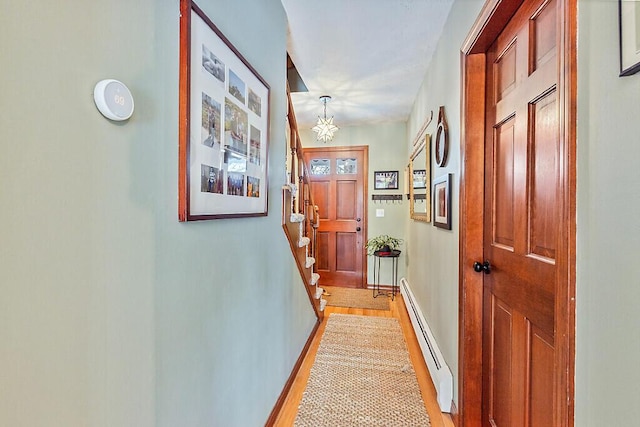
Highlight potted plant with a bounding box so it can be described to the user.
[365,234,403,255]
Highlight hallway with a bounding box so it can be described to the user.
[273,294,455,426]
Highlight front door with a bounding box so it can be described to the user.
[303,146,367,288]
[482,0,563,425]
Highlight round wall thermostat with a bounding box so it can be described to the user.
[93,79,134,121]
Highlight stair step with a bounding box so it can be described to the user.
[290,213,305,223]
[305,257,316,268]
[298,236,311,247]
[315,287,324,299]
[319,298,327,311]
[310,273,320,285]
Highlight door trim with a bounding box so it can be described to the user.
[303,145,369,289]
[458,0,576,425]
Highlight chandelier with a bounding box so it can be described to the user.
[312,95,339,142]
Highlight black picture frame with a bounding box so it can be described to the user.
[433,173,452,229]
[374,170,399,190]
[619,0,640,76]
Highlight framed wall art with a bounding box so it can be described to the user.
[433,173,452,229]
[374,170,399,190]
[179,0,270,221]
[412,169,427,189]
[619,0,640,76]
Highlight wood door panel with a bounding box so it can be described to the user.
[336,180,357,219]
[483,0,562,424]
[488,297,514,427]
[493,117,516,249]
[316,232,330,271]
[336,232,356,272]
[531,0,557,71]
[529,90,558,260]
[529,326,554,427]
[314,181,330,220]
[496,42,517,102]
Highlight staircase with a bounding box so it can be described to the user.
[282,88,325,319]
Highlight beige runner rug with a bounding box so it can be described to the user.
[294,314,431,426]
[323,286,390,311]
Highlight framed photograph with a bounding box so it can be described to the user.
[619,0,640,76]
[412,169,427,189]
[179,0,270,221]
[433,173,452,229]
[374,171,399,190]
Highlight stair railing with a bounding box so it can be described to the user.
[282,88,324,318]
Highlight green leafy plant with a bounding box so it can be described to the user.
[365,234,403,255]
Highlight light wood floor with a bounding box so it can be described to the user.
[273,293,455,427]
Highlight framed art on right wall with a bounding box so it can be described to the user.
[433,173,451,229]
[619,0,640,76]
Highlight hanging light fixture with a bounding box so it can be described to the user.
[312,95,339,142]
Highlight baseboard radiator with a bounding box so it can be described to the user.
[400,277,453,413]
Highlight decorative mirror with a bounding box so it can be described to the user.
[435,106,449,167]
[409,134,431,222]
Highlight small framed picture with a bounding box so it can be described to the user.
[619,0,640,76]
[412,169,427,189]
[433,173,452,229]
[374,170,399,190]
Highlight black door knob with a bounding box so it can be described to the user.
[473,261,491,274]
[356,227,361,231]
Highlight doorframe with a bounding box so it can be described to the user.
[303,145,369,289]
[458,0,576,425]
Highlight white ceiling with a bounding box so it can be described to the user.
[281,0,454,129]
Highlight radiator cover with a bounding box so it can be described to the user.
[400,277,453,412]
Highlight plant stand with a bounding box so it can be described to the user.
[372,250,401,300]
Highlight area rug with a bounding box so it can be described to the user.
[323,286,390,311]
[294,314,431,427]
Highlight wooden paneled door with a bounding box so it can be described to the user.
[480,0,566,425]
[303,146,367,288]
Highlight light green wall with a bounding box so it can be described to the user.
[300,123,408,285]
[0,1,316,426]
[406,0,484,405]
[576,0,640,425]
